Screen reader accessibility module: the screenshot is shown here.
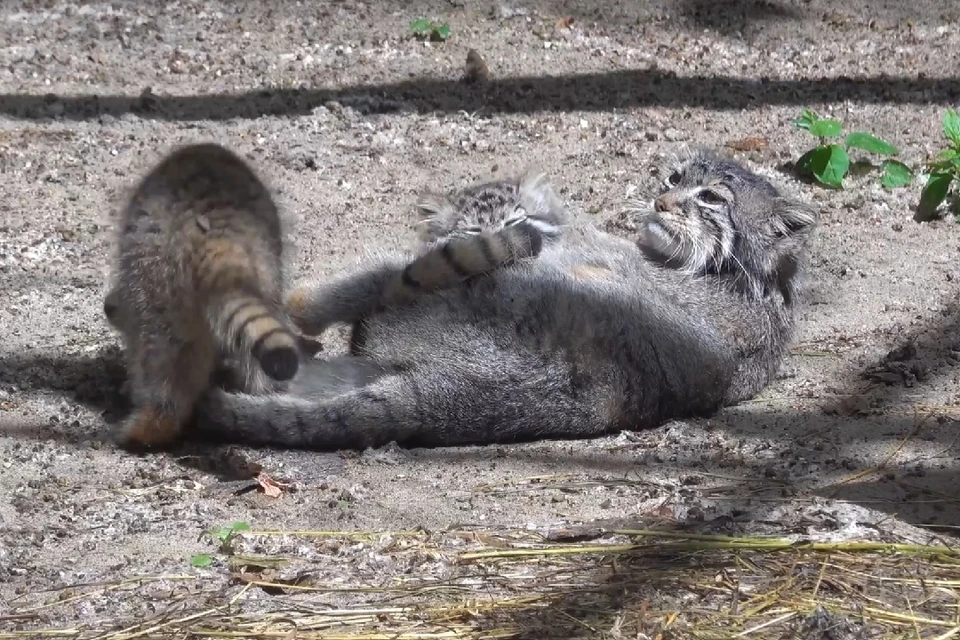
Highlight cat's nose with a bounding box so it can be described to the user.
[654,195,671,212]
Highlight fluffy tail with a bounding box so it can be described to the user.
[208,293,300,382]
[284,223,543,337]
[192,361,611,451]
[381,222,543,308]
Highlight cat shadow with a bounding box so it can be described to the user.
[677,0,801,36]
[0,346,130,422]
[0,348,347,485]
[4,291,958,532]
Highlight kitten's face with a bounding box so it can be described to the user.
[415,173,568,246]
[441,182,527,240]
[634,150,817,298]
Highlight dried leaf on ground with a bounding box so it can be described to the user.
[256,472,286,498]
[725,136,769,152]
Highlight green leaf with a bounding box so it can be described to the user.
[936,148,959,161]
[917,172,954,218]
[927,157,956,174]
[795,148,818,175]
[231,522,251,533]
[845,132,898,156]
[409,18,431,34]
[943,109,960,147]
[792,109,818,131]
[880,160,913,189]
[191,554,213,568]
[807,144,849,188]
[433,23,451,40]
[808,118,843,139]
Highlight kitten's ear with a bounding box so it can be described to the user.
[413,190,459,244]
[415,191,455,220]
[518,170,569,225]
[774,198,818,237]
[518,169,551,195]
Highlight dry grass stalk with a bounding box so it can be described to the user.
[2,527,958,639]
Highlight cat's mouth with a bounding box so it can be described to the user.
[639,217,693,264]
[641,216,682,245]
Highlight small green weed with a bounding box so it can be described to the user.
[409,18,451,42]
[793,109,912,190]
[916,109,960,221]
[190,521,251,568]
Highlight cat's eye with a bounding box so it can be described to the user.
[696,189,726,206]
[464,225,483,234]
[665,170,682,187]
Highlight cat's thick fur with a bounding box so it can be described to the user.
[194,150,818,450]
[105,142,300,450]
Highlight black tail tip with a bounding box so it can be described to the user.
[258,346,300,381]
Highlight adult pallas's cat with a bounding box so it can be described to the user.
[195,151,818,450]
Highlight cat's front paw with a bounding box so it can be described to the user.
[284,285,336,336]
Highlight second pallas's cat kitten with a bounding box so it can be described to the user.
[283,172,569,355]
[194,150,818,450]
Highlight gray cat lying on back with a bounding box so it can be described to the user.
[193,150,818,450]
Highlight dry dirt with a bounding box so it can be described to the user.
[1,0,960,637]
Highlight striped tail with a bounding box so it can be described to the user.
[208,294,300,381]
[382,221,543,307]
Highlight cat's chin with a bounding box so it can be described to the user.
[639,220,679,254]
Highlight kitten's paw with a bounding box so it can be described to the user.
[115,407,182,451]
[284,285,334,336]
[503,221,543,259]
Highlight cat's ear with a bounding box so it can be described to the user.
[773,197,818,237]
[518,169,551,196]
[518,169,569,225]
[771,198,817,305]
[414,191,458,244]
[415,191,455,220]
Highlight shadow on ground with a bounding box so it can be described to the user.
[409,298,960,533]
[2,70,959,122]
[676,0,802,36]
[2,293,958,531]
[0,347,128,420]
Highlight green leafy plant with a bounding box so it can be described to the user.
[916,109,960,221]
[409,18,451,42]
[793,109,912,190]
[190,521,251,568]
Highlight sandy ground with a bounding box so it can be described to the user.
[1,0,960,636]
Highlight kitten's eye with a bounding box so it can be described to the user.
[464,225,483,234]
[696,189,726,206]
[665,170,682,187]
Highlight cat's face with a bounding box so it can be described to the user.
[414,173,569,246]
[635,150,818,299]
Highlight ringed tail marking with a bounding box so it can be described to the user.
[196,237,258,293]
[215,294,300,381]
[383,223,544,308]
